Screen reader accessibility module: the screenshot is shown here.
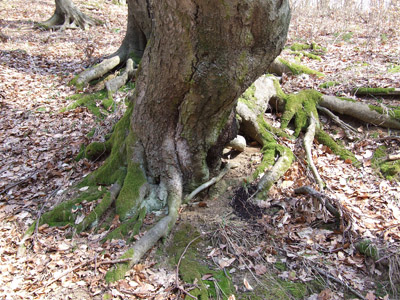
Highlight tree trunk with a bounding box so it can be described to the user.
[130,0,291,191]
[40,0,99,30]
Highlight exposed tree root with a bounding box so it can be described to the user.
[304,116,325,189]
[320,95,400,129]
[105,58,136,96]
[71,55,123,90]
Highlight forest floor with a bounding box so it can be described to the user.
[0,1,400,299]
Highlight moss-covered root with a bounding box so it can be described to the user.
[353,87,400,97]
[280,89,322,137]
[18,187,106,256]
[252,116,294,200]
[105,161,183,282]
[255,146,294,201]
[316,129,360,167]
[103,207,146,242]
[75,183,121,233]
[268,57,324,77]
[320,95,400,129]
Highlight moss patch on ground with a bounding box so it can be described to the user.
[319,81,340,89]
[372,146,400,180]
[61,90,111,118]
[166,223,235,300]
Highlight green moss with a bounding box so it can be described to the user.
[368,105,400,121]
[278,279,307,299]
[354,87,395,96]
[69,75,84,91]
[35,188,106,228]
[87,128,96,138]
[274,261,287,271]
[85,141,110,161]
[248,275,309,300]
[278,58,324,77]
[102,98,114,110]
[104,207,146,241]
[311,42,327,53]
[75,190,114,232]
[372,146,400,180]
[338,96,356,103]
[83,104,134,187]
[356,239,379,261]
[388,64,400,73]
[75,144,86,162]
[316,130,361,167]
[238,83,257,109]
[289,43,310,51]
[105,248,134,282]
[319,81,340,89]
[166,224,235,300]
[281,89,322,137]
[64,90,109,118]
[80,103,147,221]
[291,50,321,61]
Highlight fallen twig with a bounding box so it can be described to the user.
[317,105,358,138]
[294,186,340,219]
[32,258,131,293]
[176,234,204,299]
[314,266,366,299]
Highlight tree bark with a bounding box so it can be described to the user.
[130,0,291,190]
[40,0,99,30]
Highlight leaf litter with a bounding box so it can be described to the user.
[0,0,400,299]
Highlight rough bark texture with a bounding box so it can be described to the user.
[40,0,98,30]
[130,0,291,191]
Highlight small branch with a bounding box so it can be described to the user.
[304,116,324,190]
[31,258,131,293]
[317,105,358,138]
[294,186,340,219]
[175,234,204,299]
[314,266,365,299]
[184,163,233,203]
[388,154,400,161]
[0,170,40,195]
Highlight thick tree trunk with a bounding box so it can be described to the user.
[130,0,291,190]
[40,0,98,30]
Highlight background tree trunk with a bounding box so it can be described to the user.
[130,0,291,190]
[40,0,99,30]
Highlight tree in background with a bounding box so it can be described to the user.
[39,0,100,30]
